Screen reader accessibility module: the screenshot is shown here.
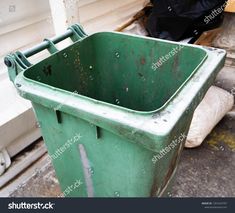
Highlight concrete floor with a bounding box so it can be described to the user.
[171,114,235,197]
[5,111,234,197]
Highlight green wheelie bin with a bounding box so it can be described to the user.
[4,24,226,197]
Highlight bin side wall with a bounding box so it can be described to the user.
[33,103,164,197]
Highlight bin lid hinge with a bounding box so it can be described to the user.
[68,24,88,42]
[44,38,59,54]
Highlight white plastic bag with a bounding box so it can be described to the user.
[185,86,234,148]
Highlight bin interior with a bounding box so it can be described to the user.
[24,32,207,112]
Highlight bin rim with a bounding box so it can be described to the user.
[16,31,212,115]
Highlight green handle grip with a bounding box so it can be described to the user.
[4,24,87,82]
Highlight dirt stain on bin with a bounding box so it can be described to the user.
[140,57,146,65]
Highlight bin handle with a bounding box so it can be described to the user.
[4,24,88,82]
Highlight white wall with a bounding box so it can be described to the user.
[0,0,54,58]
[78,0,146,33]
[0,0,146,57]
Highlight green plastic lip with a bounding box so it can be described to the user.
[21,52,207,115]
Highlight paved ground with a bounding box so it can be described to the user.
[171,114,235,197]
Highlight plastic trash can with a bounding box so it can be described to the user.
[4,24,226,197]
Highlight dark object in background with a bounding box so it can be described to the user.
[146,0,228,41]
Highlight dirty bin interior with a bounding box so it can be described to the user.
[24,32,207,112]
